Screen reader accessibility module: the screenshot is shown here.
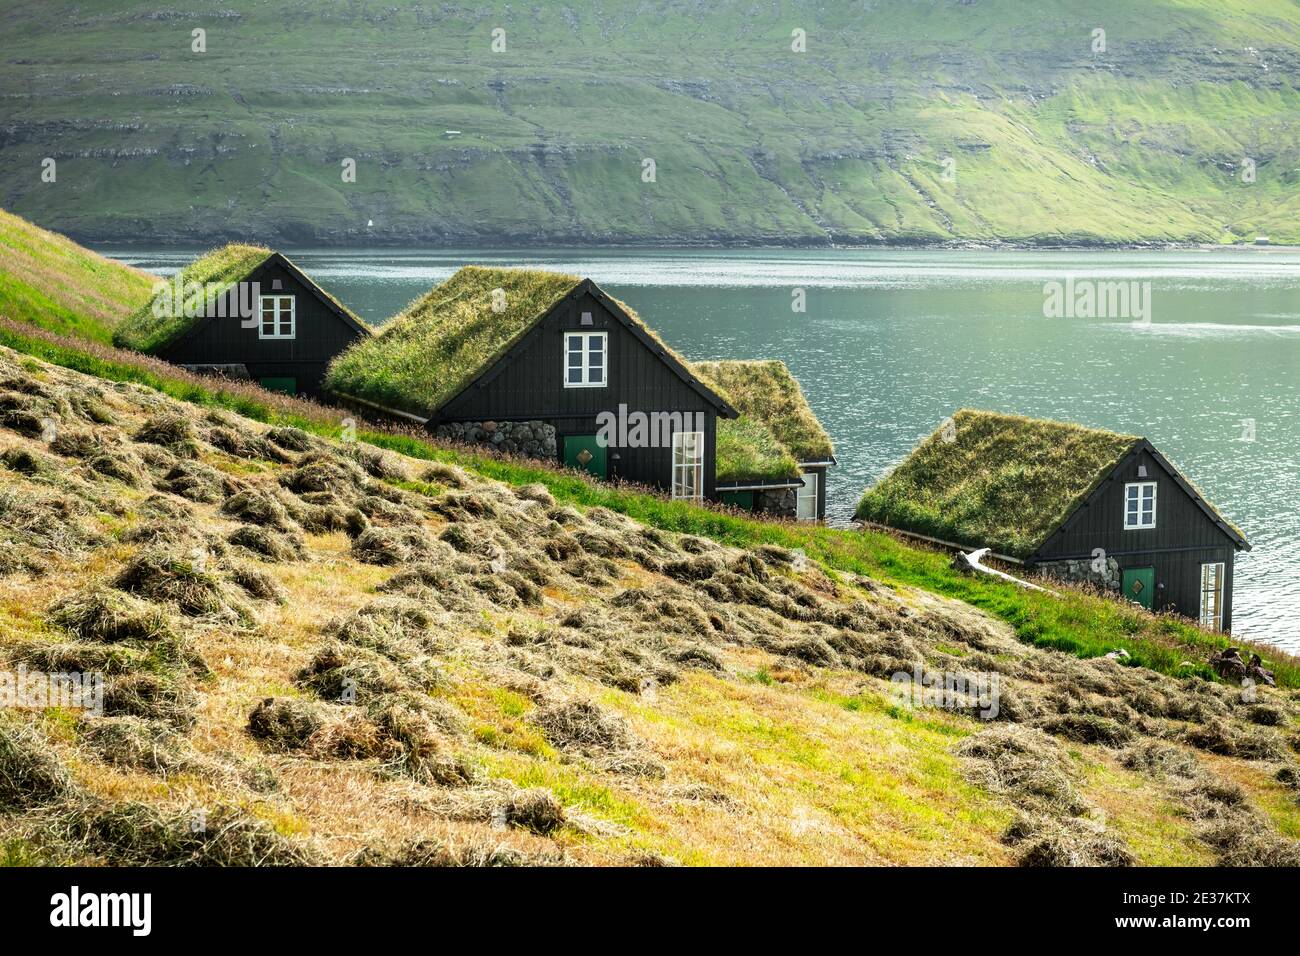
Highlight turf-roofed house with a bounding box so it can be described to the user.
[113,245,370,398]
[326,266,832,516]
[694,360,836,520]
[856,410,1250,631]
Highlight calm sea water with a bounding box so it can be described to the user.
[103,247,1300,651]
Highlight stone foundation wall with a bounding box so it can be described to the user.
[753,487,797,519]
[434,420,557,458]
[1034,556,1121,591]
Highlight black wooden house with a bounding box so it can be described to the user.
[114,245,370,398]
[856,410,1250,631]
[325,266,834,515]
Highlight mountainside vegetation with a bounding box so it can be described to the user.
[1,1,1297,246]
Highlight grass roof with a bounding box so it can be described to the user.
[325,266,584,416]
[715,415,801,484]
[693,359,834,463]
[854,409,1142,558]
[325,265,727,419]
[113,244,273,353]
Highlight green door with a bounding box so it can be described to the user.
[259,376,297,395]
[720,490,754,511]
[562,435,607,478]
[1121,566,1155,610]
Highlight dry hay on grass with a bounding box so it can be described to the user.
[343,442,407,480]
[356,492,424,526]
[49,428,106,459]
[79,716,192,774]
[414,784,567,834]
[0,484,104,574]
[66,801,316,866]
[957,725,1138,866]
[1003,814,1134,867]
[49,585,177,644]
[355,834,567,867]
[136,493,194,520]
[531,699,637,756]
[1178,718,1287,761]
[351,525,447,565]
[1119,740,1201,779]
[85,448,147,487]
[323,599,448,655]
[1034,713,1135,748]
[376,562,491,613]
[957,724,1088,817]
[2,444,57,476]
[297,642,437,700]
[0,722,73,810]
[159,459,237,503]
[227,525,306,562]
[420,461,471,489]
[265,426,317,453]
[133,412,199,458]
[0,387,64,437]
[247,694,463,786]
[220,488,300,532]
[247,697,391,760]
[514,483,554,507]
[102,672,199,728]
[1177,775,1300,866]
[113,548,258,626]
[13,640,147,677]
[280,452,369,495]
[208,425,293,463]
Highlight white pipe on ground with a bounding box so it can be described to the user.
[954,547,1059,595]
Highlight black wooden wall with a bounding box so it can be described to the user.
[1032,446,1241,630]
[437,288,720,497]
[160,259,365,398]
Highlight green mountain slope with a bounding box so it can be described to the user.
[1,1,1297,246]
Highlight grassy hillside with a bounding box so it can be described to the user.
[3,345,1299,866]
[0,210,156,342]
[0,1,1297,245]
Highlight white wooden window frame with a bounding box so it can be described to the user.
[1123,481,1157,530]
[258,295,296,340]
[563,331,607,388]
[1199,562,1225,631]
[796,470,818,521]
[671,430,704,502]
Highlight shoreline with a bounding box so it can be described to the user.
[85,236,1300,254]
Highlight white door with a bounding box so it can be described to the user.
[796,470,818,520]
[1199,562,1225,631]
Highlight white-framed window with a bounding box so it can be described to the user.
[796,469,818,521]
[671,430,703,501]
[259,295,295,339]
[1199,562,1225,631]
[1123,481,1157,529]
[564,331,607,387]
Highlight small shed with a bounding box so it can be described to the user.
[855,409,1249,631]
[113,245,370,398]
[693,360,836,521]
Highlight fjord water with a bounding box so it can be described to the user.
[107,248,1300,650]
